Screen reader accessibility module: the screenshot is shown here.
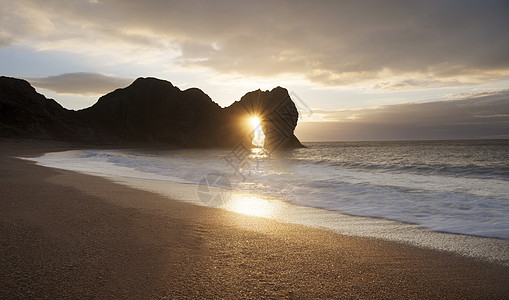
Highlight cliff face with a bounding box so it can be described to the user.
[0,76,303,149]
[0,76,89,140]
[78,77,223,146]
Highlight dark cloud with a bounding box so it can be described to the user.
[2,0,508,87]
[27,73,132,95]
[296,91,509,141]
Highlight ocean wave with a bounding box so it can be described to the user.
[28,140,509,239]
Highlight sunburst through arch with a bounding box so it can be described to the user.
[249,116,265,147]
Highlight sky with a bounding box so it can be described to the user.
[1,0,508,141]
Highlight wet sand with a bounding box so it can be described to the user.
[1,139,508,298]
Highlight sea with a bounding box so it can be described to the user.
[26,140,509,263]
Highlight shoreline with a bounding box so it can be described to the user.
[95,175,509,266]
[26,145,509,266]
[1,139,508,298]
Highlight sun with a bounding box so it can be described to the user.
[249,116,265,147]
[250,116,261,129]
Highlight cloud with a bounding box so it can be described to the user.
[1,0,508,88]
[371,77,467,91]
[295,90,509,141]
[27,73,133,95]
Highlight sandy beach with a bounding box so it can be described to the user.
[1,139,508,298]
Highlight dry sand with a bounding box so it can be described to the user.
[1,138,508,299]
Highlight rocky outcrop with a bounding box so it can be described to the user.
[0,76,303,149]
[222,87,302,150]
[78,77,223,146]
[0,76,89,140]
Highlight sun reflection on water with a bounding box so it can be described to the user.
[250,147,269,159]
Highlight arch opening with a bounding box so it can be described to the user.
[249,116,265,147]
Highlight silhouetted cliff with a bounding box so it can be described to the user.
[78,77,223,146]
[0,76,303,149]
[0,76,90,140]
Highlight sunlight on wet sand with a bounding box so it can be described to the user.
[224,194,278,218]
[39,171,509,266]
